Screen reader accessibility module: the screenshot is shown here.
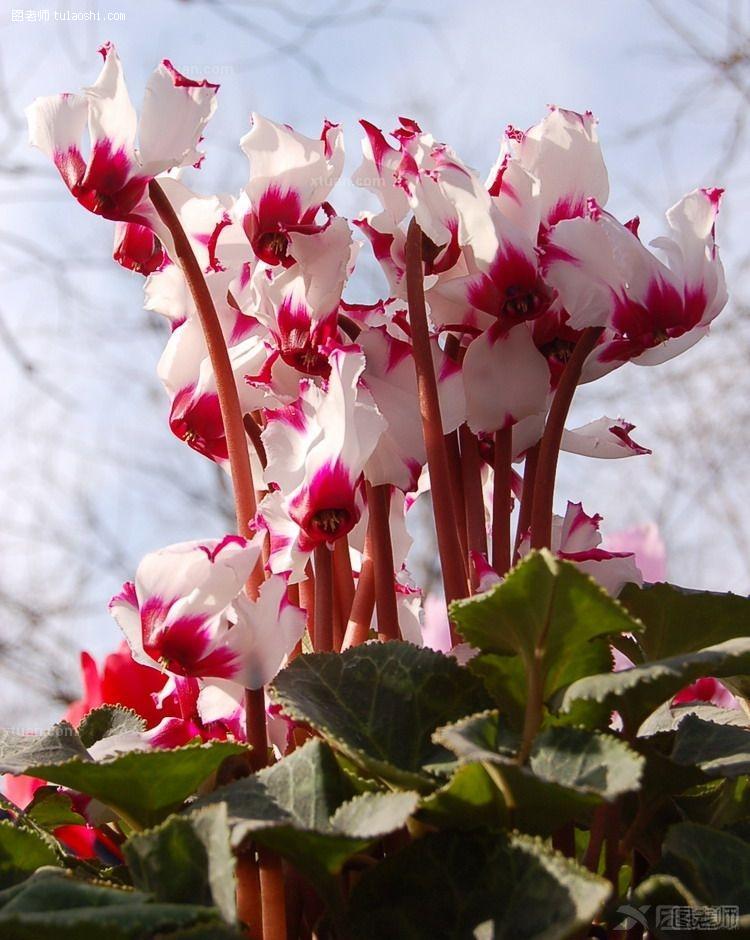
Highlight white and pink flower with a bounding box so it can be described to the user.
[519,501,642,596]
[544,189,727,364]
[26,43,218,223]
[240,114,344,266]
[108,533,305,686]
[258,348,386,580]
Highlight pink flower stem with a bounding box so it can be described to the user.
[445,430,470,577]
[243,413,268,470]
[530,326,603,550]
[341,531,376,649]
[258,848,287,940]
[313,545,334,652]
[513,443,539,558]
[405,219,468,623]
[149,182,260,577]
[235,853,263,940]
[300,564,316,649]
[366,482,400,641]
[492,426,513,576]
[332,535,356,627]
[459,425,489,591]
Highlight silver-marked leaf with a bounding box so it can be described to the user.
[555,638,750,734]
[346,829,610,939]
[271,642,490,789]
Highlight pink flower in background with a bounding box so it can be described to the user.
[519,501,642,596]
[603,522,667,582]
[422,594,452,654]
[673,677,737,709]
[64,642,181,728]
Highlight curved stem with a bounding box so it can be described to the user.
[258,848,287,940]
[149,182,273,938]
[492,427,513,577]
[514,442,539,557]
[405,219,468,616]
[149,181,259,561]
[333,536,356,627]
[529,326,603,549]
[236,852,263,940]
[313,545,334,652]
[460,424,488,591]
[366,483,400,641]
[342,531,376,649]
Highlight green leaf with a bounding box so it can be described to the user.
[24,790,86,830]
[0,723,90,775]
[270,642,490,789]
[529,726,644,799]
[451,551,639,704]
[671,714,750,778]
[555,637,750,733]
[418,763,508,829]
[78,707,146,748]
[192,740,418,903]
[435,712,643,800]
[638,701,738,737]
[467,654,529,728]
[619,581,750,661]
[328,790,419,839]
[124,803,236,924]
[0,724,242,828]
[432,710,519,762]
[346,829,610,939]
[660,822,750,911]
[426,712,642,833]
[260,736,351,829]
[0,823,60,888]
[0,868,222,938]
[24,742,246,829]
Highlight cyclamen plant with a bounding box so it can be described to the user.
[1,44,748,940]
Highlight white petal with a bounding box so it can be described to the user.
[26,93,87,182]
[84,43,137,154]
[136,535,264,623]
[508,107,609,226]
[242,113,343,217]
[288,217,352,317]
[575,554,643,597]
[464,324,550,433]
[138,60,218,174]
[562,417,650,459]
[231,575,306,689]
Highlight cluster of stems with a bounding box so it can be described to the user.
[151,182,594,939]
